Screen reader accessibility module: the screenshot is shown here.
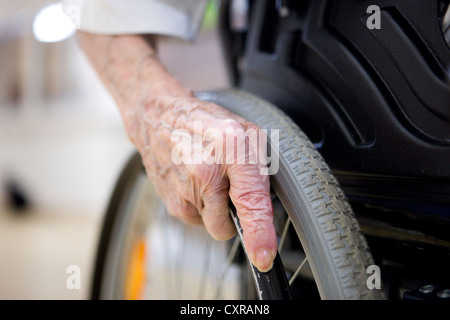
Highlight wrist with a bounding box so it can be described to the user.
[106,36,194,110]
[79,32,192,105]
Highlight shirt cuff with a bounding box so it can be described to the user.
[61,0,208,42]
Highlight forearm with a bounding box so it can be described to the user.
[77,32,194,143]
[77,32,192,103]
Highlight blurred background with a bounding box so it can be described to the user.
[0,0,228,299]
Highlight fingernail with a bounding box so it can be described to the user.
[255,248,275,273]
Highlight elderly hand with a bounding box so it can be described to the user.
[128,94,277,272]
[78,33,277,272]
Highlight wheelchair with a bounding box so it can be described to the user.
[90,0,450,300]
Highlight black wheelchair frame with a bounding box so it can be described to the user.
[219,0,450,299]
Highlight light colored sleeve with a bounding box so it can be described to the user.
[61,0,209,41]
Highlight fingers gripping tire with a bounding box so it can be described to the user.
[197,89,383,300]
[91,89,384,300]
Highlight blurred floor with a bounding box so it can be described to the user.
[0,26,228,299]
[0,108,134,299]
[0,207,99,299]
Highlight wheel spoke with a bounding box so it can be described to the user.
[160,208,176,299]
[198,234,212,299]
[278,216,291,252]
[289,256,308,286]
[214,236,240,299]
[175,223,187,299]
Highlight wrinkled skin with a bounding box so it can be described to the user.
[78,33,277,272]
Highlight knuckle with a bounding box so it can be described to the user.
[223,118,243,130]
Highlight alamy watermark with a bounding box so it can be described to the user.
[66,265,81,290]
[63,4,81,29]
[170,121,280,175]
[366,5,381,30]
[366,264,381,290]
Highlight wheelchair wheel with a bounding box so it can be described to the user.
[91,89,384,300]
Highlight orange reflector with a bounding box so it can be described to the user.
[124,238,147,300]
